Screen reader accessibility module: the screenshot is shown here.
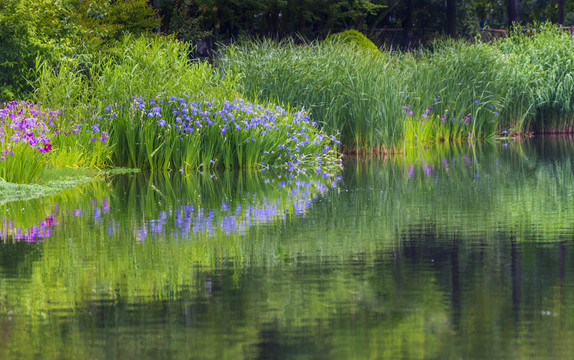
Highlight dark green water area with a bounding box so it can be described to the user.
[2,138,574,359]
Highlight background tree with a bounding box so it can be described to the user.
[508,0,520,27]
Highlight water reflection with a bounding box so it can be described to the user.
[2,139,574,359]
[1,171,341,244]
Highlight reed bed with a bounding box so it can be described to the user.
[220,26,574,152]
[220,39,406,153]
[7,27,573,182]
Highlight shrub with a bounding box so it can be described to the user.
[325,29,380,55]
[0,0,75,101]
[69,0,159,46]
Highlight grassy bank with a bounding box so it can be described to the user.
[3,26,574,184]
[1,35,341,184]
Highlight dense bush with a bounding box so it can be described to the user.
[68,0,159,46]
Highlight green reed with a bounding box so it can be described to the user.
[221,28,574,151]
[494,25,574,133]
[220,39,406,153]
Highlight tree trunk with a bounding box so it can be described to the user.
[401,0,414,49]
[507,0,520,28]
[368,0,402,37]
[447,0,456,38]
[558,0,565,25]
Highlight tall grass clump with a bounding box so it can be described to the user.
[220,39,405,153]
[34,34,238,113]
[399,40,508,144]
[32,34,239,144]
[494,24,574,133]
[102,96,341,173]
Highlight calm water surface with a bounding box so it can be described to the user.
[2,138,574,359]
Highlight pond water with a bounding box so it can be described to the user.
[2,138,574,359]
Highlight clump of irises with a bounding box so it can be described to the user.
[0,101,109,183]
[401,98,501,145]
[102,96,342,173]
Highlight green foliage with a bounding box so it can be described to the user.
[163,0,387,42]
[103,96,341,172]
[0,0,159,102]
[325,29,380,55]
[0,0,75,101]
[69,0,159,46]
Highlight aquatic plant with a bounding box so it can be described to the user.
[401,100,500,145]
[0,101,108,183]
[102,96,342,173]
[221,29,574,151]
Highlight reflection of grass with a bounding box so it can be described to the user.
[317,139,574,246]
[2,170,343,306]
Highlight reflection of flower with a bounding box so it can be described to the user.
[127,176,340,239]
[1,214,56,242]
